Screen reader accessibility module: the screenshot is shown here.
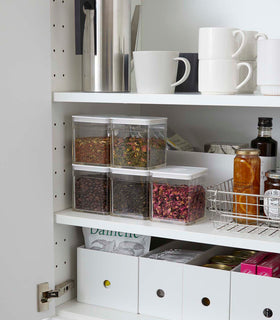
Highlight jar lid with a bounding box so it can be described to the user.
[111,167,150,177]
[235,148,260,156]
[72,115,110,124]
[265,170,280,179]
[72,164,110,173]
[111,115,167,125]
[151,166,208,180]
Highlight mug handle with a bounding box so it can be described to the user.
[232,30,246,59]
[171,57,191,87]
[236,62,253,90]
[255,32,268,40]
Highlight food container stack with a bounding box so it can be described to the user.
[151,166,207,224]
[71,114,207,225]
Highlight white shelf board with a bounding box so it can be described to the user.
[56,209,280,253]
[56,299,162,320]
[53,91,280,107]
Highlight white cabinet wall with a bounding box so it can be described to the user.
[1,0,280,320]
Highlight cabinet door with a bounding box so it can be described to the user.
[0,1,54,319]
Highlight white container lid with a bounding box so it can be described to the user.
[151,166,208,180]
[111,115,167,125]
[111,167,150,177]
[72,164,110,173]
[72,115,110,124]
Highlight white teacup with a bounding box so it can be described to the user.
[237,31,268,61]
[199,60,253,95]
[257,39,280,95]
[199,27,246,60]
[133,51,191,94]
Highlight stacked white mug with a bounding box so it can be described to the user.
[198,27,253,95]
[237,31,267,94]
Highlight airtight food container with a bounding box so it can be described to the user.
[73,165,110,214]
[111,116,167,169]
[72,115,111,166]
[111,168,150,219]
[151,166,208,224]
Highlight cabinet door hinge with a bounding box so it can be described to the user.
[38,280,74,312]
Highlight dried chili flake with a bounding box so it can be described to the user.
[113,137,166,168]
[75,175,110,213]
[152,183,205,223]
[75,136,110,165]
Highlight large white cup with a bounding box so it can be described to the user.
[257,39,280,95]
[237,31,268,61]
[199,60,253,94]
[199,27,247,60]
[133,51,191,94]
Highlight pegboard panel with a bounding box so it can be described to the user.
[51,0,81,91]
[54,223,83,306]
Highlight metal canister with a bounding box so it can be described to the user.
[203,264,233,271]
[232,250,256,259]
[210,255,243,266]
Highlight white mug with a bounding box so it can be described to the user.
[237,31,268,61]
[238,61,257,94]
[133,51,191,94]
[199,60,253,94]
[199,27,246,60]
[257,39,280,95]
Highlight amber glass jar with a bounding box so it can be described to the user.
[264,170,280,220]
[233,148,261,224]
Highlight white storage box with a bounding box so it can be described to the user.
[231,265,280,320]
[183,246,234,320]
[139,241,211,320]
[77,246,138,313]
[151,166,208,224]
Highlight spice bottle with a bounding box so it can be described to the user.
[151,166,207,224]
[264,170,280,220]
[111,116,167,169]
[72,115,111,166]
[251,117,277,194]
[233,148,261,224]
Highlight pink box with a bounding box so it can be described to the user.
[241,252,271,274]
[257,254,280,277]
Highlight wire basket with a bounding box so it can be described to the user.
[207,179,280,237]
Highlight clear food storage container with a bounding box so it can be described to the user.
[111,168,150,219]
[73,165,110,214]
[151,166,208,224]
[72,115,110,165]
[111,116,167,169]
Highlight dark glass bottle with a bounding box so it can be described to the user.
[251,117,277,157]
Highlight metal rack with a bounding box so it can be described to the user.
[207,179,280,237]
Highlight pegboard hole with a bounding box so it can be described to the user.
[56,265,58,268]
[62,49,65,53]
[53,24,55,27]
[63,122,66,125]
[63,145,66,149]
[54,147,57,150]
[64,261,67,264]
[54,123,57,126]
[202,297,210,307]
[64,169,66,173]
[53,49,56,52]
[64,193,66,196]
[62,74,65,77]
[55,242,58,245]
[53,74,56,77]
[62,25,65,28]
[55,195,57,198]
[55,171,57,174]
[64,238,67,242]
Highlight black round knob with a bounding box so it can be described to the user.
[156,289,165,298]
[201,297,210,306]
[263,308,273,318]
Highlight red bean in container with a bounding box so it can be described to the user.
[151,166,207,224]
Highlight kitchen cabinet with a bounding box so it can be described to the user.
[1,0,280,320]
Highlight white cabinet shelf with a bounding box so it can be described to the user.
[53,92,280,107]
[56,299,161,320]
[56,209,280,253]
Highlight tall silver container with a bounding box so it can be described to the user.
[83,0,134,92]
